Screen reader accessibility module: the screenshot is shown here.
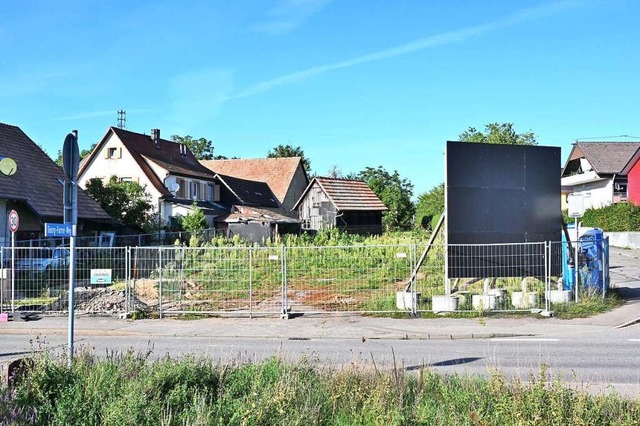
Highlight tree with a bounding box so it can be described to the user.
[459,122,537,145]
[84,176,154,228]
[171,135,215,160]
[267,144,311,174]
[182,203,207,235]
[358,166,415,232]
[54,143,96,167]
[414,183,444,231]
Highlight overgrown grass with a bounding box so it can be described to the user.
[552,289,624,319]
[3,351,639,425]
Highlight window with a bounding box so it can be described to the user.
[104,147,121,159]
[190,181,200,200]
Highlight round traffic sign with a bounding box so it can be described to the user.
[8,209,19,233]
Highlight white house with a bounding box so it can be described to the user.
[78,127,226,227]
[561,142,640,209]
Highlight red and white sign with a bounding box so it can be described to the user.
[8,209,19,233]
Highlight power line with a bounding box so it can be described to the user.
[574,134,640,141]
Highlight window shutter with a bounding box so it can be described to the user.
[117,147,122,158]
[103,148,110,159]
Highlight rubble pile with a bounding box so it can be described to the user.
[47,287,148,314]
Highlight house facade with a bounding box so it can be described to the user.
[0,123,112,246]
[292,177,387,235]
[78,127,227,227]
[200,157,308,217]
[561,142,640,209]
[78,128,292,239]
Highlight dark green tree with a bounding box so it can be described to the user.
[182,203,207,235]
[55,143,96,167]
[414,183,444,231]
[84,176,154,228]
[267,144,311,174]
[459,122,538,145]
[358,166,415,232]
[171,135,215,160]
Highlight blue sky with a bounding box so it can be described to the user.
[2,0,639,197]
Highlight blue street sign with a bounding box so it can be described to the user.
[45,222,72,237]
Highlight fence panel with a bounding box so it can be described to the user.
[416,242,549,312]
[285,245,413,314]
[130,246,284,315]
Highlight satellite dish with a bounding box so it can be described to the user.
[170,182,180,192]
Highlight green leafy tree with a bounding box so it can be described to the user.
[84,176,154,228]
[55,143,96,167]
[182,203,207,235]
[414,183,444,231]
[171,135,215,160]
[267,144,311,174]
[358,166,415,232]
[459,122,538,145]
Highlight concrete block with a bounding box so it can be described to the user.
[472,294,497,311]
[546,290,572,304]
[432,295,458,312]
[396,292,420,310]
[511,291,536,309]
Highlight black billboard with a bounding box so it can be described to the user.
[446,141,562,278]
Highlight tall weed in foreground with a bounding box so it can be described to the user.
[3,351,640,425]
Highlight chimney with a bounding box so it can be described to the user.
[151,128,160,146]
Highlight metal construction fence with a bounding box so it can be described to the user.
[0,238,610,317]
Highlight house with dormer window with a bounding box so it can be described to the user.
[78,127,286,233]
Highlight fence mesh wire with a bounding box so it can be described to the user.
[0,239,609,316]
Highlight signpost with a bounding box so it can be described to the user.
[567,193,585,303]
[62,131,79,368]
[8,210,18,312]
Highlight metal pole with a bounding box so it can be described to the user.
[11,232,15,312]
[159,247,163,319]
[249,248,253,319]
[67,224,76,368]
[574,218,579,303]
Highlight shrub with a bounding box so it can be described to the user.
[579,203,640,231]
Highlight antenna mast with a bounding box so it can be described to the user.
[116,110,127,129]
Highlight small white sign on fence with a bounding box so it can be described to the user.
[396,252,407,258]
[268,255,279,261]
[90,269,112,285]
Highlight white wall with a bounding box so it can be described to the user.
[569,179,612,209]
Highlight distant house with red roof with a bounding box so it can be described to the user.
[200,157,309,217]
[292,177,388,235]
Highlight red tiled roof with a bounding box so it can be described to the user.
[294,177,388,211]
[200,157,304,203]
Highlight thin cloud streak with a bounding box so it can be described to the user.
[253,0,331,36]
[233,0,579,99]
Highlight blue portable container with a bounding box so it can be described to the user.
[562,225,606,291]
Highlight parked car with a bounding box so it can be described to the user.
[15,248,70,277]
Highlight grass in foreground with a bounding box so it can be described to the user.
[2,350,639,425]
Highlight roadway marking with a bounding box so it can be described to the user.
[628,339,640,342]
[490,338,559,342]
